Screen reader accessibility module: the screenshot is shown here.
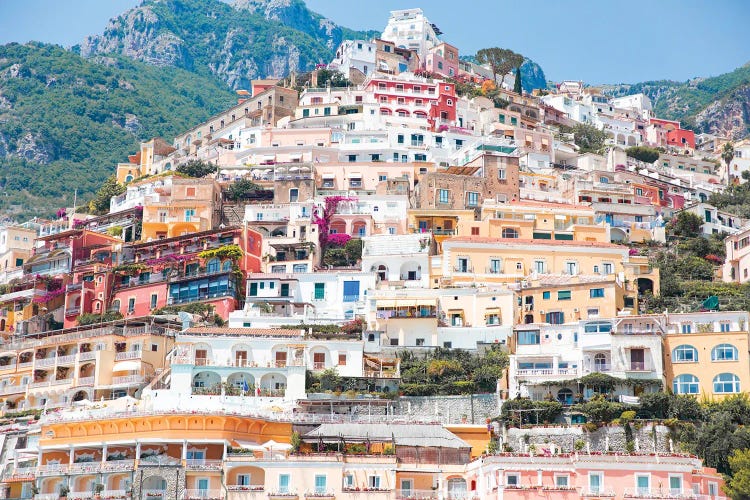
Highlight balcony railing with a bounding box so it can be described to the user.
[111,375,145,386]
[395,489,438,499]
[78,351,96,361]
[304,491,336,499]
[516,368,579,377]
[115,350,142,361]
[0,384,26,396]
[36,464,69,476]
[56,354,77,365]
[580,488,616,497]
[77,376,95,386]
[184,489,224,499]
[591,363,611,373]
[627,362,653,372]
[185,459,223,471]
[622,487,693,499]
[142,490,166,499]
[312,362,326,370]
[35,357,56,368]
[228,485,265,492]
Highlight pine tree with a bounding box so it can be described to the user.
[513,66,523,94]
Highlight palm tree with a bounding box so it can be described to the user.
[722,142,735,182]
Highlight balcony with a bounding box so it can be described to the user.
[396,490,438,500]
[184,489,224,500]
[267,493,298,500]
[35,357,56,368]
[304,492,335,499]
[78,351,96,361]
[453,265,473,273]
[36,464,69,476]
[111,375,145,386]
[99,491,128,499]
[626,362,654,372]
[591,364,612,373]
[115,351,142,361]
[185,459,223,471]
[142,490,167,499]
[0,384,26,396]
[312,362,326,370]
[66,283,82,292]
[77,376,95,386]
[622,487,694,499]
[228,485,265,492]
[581,489,616,497]
[65,307,81,317]
[56,354,77,365]
[516,367,580,377]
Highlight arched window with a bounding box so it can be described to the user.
[673,374,699,394]
[713,373,740,394]
[206,258,220,274]
[501,228,519,239]
[711,344,739,362]
[594,353,608,371]
[222,260,233,272]
[111,299,120,312]
[672,345,698,363]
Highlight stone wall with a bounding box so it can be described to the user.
[392,394,500,424]
[132,465,185,500]
[505,423,673,454]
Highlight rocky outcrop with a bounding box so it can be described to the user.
[693,84,750,139]
[15,132,53,164]
[520,58,547,93]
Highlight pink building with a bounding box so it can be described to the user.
[426,42,459,78]
[463,452,725,500]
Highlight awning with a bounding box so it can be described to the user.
[262,155,275,161]
[289,153,302,160]
[322,174,335,179]
[112,360,142,372]
[348,173,362,179]
[554,215,567,220]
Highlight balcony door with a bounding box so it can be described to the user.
[630,349,644,370]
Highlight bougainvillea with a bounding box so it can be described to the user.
[327,233,351,247]
[312,196,357,251]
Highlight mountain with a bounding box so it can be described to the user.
[79,0,376,90]
[0,43,236,220]
[605,63,750,139]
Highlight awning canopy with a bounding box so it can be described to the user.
[322,173,335,179]
[0,289,36,303]
[112,360,142,372]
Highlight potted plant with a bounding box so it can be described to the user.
[59,484,70,499]
[94,483,105,498]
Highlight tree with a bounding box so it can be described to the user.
[176,159,217,178]
[475,47,524,83]
[344,238,363,263]
[513,66,522,94]
[727,448,750,500]
[88,175,126,215]
[669,211,703,238]
[562,123,607,154]
[225,178,261,201]
[723,142,736,181]
[625,146,661,164]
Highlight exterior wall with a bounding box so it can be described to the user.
[724,225,750,283]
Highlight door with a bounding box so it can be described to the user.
[197,478,209,497]
[401,480,413,496]
[249,282,258,296]
[630,349,645,370]
[235,351,247,367]
[313,352,325,370]
[195,349,207,366]
[275,351,287,367]
[280,283,290,297]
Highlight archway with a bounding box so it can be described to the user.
[399,261,421,281]
[637,278,654,295]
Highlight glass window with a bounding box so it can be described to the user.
[672,374,699,394]
[542,291,551,300]
[590,288,604,298]
[555,475,569,487]
[315,475,327,494]
[279,474,290,493]
[314,283,325,300]
[672,345,698,362]
[714,373,740,393]
[712,344,739,361]
[546,312,565,324]
[669,476,682,494]
[438,189,450,204]
[466,191,479,207]
[502,228,519,238]
[557,290,572,301]
[636,475,650,495]
[589,473,602,493]
[517,330,540,345]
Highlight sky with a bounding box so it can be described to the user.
[1,0,749,84]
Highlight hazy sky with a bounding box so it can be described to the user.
[1,0,749,84]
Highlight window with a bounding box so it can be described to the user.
[669,476,682,495]
[338,354,346,366]
[681,323,692,334]
[415,338,425,346]
[636,475,650,495]
[279,474,291,494]
[315,475,327,494]
[557,290,572,301]
[673,374,699,394]
[502,228,519,239]
[533,260,546,273]
[546,312,565,324]
[498,169,506,180]
[466,191,479,207]
[712,344,739,361]
[673,345,698,362]
[438,189,450,204]
[555,475,569,488]
[542,291,551,300]
[489,259,502,273]
[150,294,158,309]
[602,263,613,274]
[343,281,360,302]
[397,134,404,144]
[184,208,196,222]
[127,298,135,313]
[368,476,381,489]
[714,373,741,393]
[564,261,578,275]
[186,187,196,197]
[314,283,325,300]
[517,330,540,345]
[486,314,500,325]
[505,474,520,486]
[588,473,603,494]
[720,322,731,332]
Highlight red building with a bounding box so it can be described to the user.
[666,128,696,150]
[366,76,457,130]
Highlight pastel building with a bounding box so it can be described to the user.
[723,224,750,283]
[663,311,750,400]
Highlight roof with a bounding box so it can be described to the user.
[183,327,303,337]
[445,237,621,249]
[304,423,470,449]
[151,138,176,157]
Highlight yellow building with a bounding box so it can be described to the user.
[0,318,176,413]
[407,209,476,249]
[137,176,221,241]
[115,138,177,184]
[664,311,750,400]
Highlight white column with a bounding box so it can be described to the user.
[101,444,108,463]
[222,442,227,461]
[182,440,188,460]
[537,469,543,487]
[135,441,141,460]
[69,446,74,465]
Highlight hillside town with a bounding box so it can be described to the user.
[1,7,749,500]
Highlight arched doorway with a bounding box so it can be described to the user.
[637,278,654,295]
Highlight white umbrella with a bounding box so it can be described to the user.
[261,440,292,451]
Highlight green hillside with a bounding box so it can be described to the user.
[0,43,236,220]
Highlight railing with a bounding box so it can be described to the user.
[18,361,34,370]
[516,368,579,377]
[4,466,35,480]
[0,384,26,395]
[167,289,234,305]
[184,489,224,499]
[56,354,77,364]
[65,307,81,316]
[627,362,653,372]
[79,351,96,361]
[100,460,135,473]
[592,363,611,373]
[395,489,438,499]
[622,487,694,498]
[111,375,145,385]
[580,488,616,497]
[50,378,73,386]
[312,362,326,370]
[35,357,56,368]
[0,362,17,371]
[142,490,166,499]
[304,491,336,498]
[227,485,265,492]
[66,282,82,291]
[115,351,142,361]
[363,370,400,379]
[34,494,59,500]
[36,464,69,476]
[100,491,128,499]
[77,376,95,386]
[185,459,223,471]
[453,266,473,273]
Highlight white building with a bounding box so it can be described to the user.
[380,8,441,61]
[146,327,366,408]
[329,39,377,78]
[682,202,746,236]
[610,93,653,120]
[362,234,431,288]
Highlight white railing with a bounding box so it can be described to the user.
[0,362,17,370]
[0,384,26,395]
[78,351,96,361]
[622,487,695,499]
[115,351,142,361]
[36,463,69,476]
[580,488,616,497]
[35,357,56,368]
[112,375,145,385]
[184,489,224,499]
[185,459,223,471]
[395,490,438,500]
[77,376,95,386]
[227,485,265,492]
[67,491,94,499]
[50,378,74,386]
[516,368,579,377]
[34,494,59,500]
[100,490,128,499]
[142,490,166,498]
[57,354,77,364]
